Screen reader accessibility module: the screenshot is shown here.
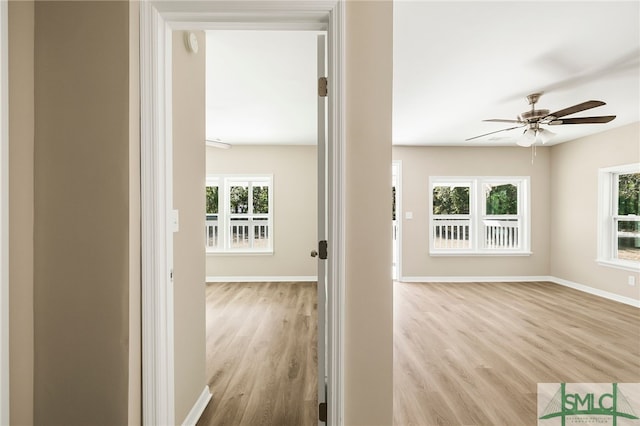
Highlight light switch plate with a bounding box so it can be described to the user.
[172,209,179,232]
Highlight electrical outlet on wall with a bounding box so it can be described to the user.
[629,275,636,286]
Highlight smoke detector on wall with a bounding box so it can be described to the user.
[184,31,199,54]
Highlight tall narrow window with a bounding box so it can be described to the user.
[205,175,273,253]
[205,180,220,250]
[429,177,530,255]
[616,172,640,262]
[482,182,520,250]
[252,182,270,249]
[228,182,250,249]
[599,164,640,270]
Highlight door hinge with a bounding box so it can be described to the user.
[319,240,328,260]
[319,402,327,422]
[318,77,328,97]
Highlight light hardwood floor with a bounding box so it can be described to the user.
[197,282,318,426]
[196,281,639,426]
[393,281,640,426]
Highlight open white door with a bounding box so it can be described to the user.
[315,33,328,425]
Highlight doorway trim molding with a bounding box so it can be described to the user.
[139,1,345,425]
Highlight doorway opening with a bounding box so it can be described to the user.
[197,29,325,425]
[139,2,345,423]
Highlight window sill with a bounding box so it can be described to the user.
[430,251,533,257]
[207,250,274,256]
[597,259,640,272]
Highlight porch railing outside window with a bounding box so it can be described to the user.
[433,218,471,249]
[429,177,530,255]
[229,216,270,249]
[482,218,519,249]
[205,215,218,250]
[205,175,273,253]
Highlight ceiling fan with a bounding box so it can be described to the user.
[466,93,616,147]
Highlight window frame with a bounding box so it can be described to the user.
[206,174,274,255]
[597,163,640,272]
[429,176,531,256]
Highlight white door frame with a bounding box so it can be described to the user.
[0,0,9,423]
[139,1,345,425]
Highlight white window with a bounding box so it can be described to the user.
[205,175,273,254]
[598,164,640,271]
[429,176,530,255]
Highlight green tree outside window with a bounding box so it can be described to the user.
[206,186,218,214]
[253,185,269,214]
[433,186,470,215]
[485,184,518,215]
[230,186,249,213]
[619,173,640,216]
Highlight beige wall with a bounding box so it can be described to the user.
[172,30,207,425]
[205,145,317,279]
[12,3,636,426]
[8,2,396,425]
[345,1,394,424]
[33,2,130,424]
[550,123,640,301]
[9,1,34,424]
[393,146,552,278]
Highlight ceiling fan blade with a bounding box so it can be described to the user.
[547,100,605,119]
[465,125,526,141]
[548,116,616,125]
[483,119,524,124]
[206,139,232,149]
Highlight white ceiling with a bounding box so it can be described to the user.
[205,1,640,147]
[206,30,319,145]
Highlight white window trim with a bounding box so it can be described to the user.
[597,163,640,272]
[429,176,531,256]
[206,174,274,255]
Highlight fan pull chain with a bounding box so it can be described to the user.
[530,144,538,164]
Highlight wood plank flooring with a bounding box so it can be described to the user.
[393,281,640,426]
[197,282,318,426]
[196,280,639,425]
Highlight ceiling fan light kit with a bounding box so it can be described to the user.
[517,128,536,147]
[466,92,616,147]
[537,128,556,144]
[516,125,556,147]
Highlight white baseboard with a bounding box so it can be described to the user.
[399,275,640,308]
[206,276,316,283]
[548,276,640,308]
[181,385,212,426]
[400,276,551,283]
